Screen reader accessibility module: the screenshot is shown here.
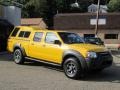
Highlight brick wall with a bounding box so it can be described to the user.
[54,13,120,30]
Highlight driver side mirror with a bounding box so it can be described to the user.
[54,40,62,45]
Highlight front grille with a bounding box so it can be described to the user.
[97,52,111,57]
[90,52,112,69]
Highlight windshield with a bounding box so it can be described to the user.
[58,32,84,44]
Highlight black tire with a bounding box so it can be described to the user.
[13,49,25,64]
[63,57,83,79]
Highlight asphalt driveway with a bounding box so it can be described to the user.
[0,52,120,90]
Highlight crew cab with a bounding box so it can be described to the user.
[7,26,113,79]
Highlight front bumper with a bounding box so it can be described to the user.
[85,52,113,70]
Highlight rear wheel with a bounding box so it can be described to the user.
[13,49,25,64]
[63,57,83,79]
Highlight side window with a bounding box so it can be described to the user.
[18,31,24,37]
[45,32,59,44]
[33,32,43,42]
[24,32,31,38]
[18,31,31,38]
[11,28,19,37]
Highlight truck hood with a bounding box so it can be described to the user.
[68,44,107,57]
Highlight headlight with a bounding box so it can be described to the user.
[87,52,97,58]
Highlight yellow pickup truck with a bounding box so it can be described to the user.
[7,26,113,79]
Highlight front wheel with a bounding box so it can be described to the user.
[63,57,83,79]
[13,49,25,64]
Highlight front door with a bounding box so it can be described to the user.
[43,32,63,64]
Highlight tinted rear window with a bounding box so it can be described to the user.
[11,28,19,37]
[18,31,24,37]
[24,32,31,38]
[18,31,31,38]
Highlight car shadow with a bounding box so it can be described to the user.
[0,52,13,61]
[80,62,120,83]
[24,61,63,72]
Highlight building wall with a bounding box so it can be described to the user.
[61,29,119,44]
[54,13,120,45]
[0,5,3,17]
[21,18,47,29]
[3,6,21,26]
[54,13,120,30]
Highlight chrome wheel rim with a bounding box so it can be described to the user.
[14,50,21,63]
[66,61,77,76]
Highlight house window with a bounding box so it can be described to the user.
[84,34,95,38]
[105,34,118,39]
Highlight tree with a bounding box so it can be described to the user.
[0,0,23,7]
[55,0,94,13]
[22,0,48,18]
[108,0,120,12]
[93,0,110,5]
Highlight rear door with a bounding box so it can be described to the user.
[28,31,46,59]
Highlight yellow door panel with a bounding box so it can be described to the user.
[42,43,63,64]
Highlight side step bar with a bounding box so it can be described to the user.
[25,57,61,67]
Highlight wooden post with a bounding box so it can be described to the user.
[95,0,100,37]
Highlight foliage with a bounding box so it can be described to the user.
[0,0,23,7]
[22,0,48,18]
[108,0,120,12]
[93,0,110,5]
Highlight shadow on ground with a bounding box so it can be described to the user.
[82,62,120,83]
[0,52,13,61]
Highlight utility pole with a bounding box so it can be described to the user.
[95,0,100,37]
